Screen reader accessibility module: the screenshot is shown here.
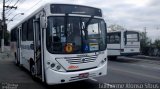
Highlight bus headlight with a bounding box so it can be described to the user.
[56,65,61,70]
[47,61,65,72]
[51,63,64,71]
[50,63,56,68]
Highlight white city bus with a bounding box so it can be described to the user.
[10,3,108,85]
[107,30,140,59]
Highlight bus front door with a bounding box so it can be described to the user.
[33,18,42,79]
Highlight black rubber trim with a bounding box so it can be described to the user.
[66,67,97,72]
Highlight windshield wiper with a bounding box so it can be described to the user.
[82,16,94,39]
[84,16,94,30]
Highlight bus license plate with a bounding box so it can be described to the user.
[79,73,89,78]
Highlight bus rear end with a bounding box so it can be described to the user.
[121,31,140,56]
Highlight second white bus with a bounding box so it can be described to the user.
[107,30,140,59]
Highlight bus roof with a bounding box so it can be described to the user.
[10,3,102,30]
[107,30,140,33]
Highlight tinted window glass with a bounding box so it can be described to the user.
[107,32,121,44]
[11,28,17,41]
[22,21,27,41]
[28,18,34,41]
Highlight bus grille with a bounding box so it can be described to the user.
[69,73,97,81]
[65,55,98,64]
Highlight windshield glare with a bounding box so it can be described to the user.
[46,16,106,54]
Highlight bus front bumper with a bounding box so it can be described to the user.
[45,63,107,85]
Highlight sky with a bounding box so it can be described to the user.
[0,0,160,41]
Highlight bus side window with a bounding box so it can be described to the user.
[27,18,34,41]
[22,21,28,41]
[107,35,110,43]
[11,28,17,42]
[110,35,114,43]
[115,33,120,43]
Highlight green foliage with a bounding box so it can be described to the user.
[0,30,10,46]
[139,32,152,54]
[140,32,151,47]
[154,39,160,48]
[108,24,125,31]
[140,32,160,56]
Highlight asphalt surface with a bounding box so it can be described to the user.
[0,51,160,89]
[132,55,160,61]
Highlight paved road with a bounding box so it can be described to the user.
[98,57,160,83]
[0,52,160,89]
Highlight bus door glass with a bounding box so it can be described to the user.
[33,18,42,75]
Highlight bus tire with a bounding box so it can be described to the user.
[113,56,117,59]
[15,52,19,66]
[108,56,117,60]
[30,59,36,79]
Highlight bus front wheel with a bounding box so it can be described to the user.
[112,56,117,59]
[108,56,117,60]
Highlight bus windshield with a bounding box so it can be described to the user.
[46,16,106,54]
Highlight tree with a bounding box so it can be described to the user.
[154,39,160,49]
[139,32,152,55]
[108,24,125,31]
[154,39,160,56]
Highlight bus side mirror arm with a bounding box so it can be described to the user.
[41,17,47,29]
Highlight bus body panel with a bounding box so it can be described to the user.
[44,48,107,72]
[21,41,34,70]
[44,49,107,84]
[107,44,121,56]
[121,41,140,56]
[45,62,107,85]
